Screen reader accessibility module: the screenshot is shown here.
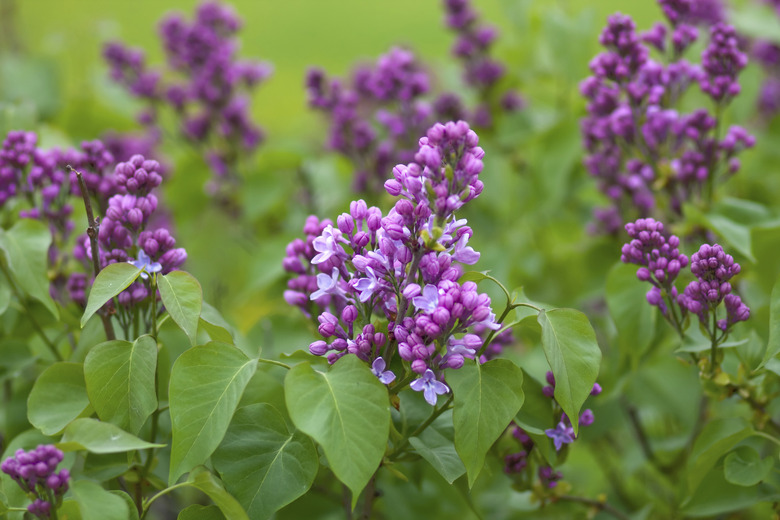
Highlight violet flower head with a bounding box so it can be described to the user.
[700,23,748,103]
[410,369,450,406]
[1,445,69,518]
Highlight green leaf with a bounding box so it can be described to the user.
[0,219,58,318]
[537,308,601,433]
[169,342,257,484]
[178,505,226,520]
[682,463,780,516]
[81,263,143,327]
[723,446,774,487]
[284,355,390,507]
[158,271,203,346]
[760,274,780,368]
[687,417,753,495]
[605,262,655,358]
[69,480,130,520]
[200,302,235,344]
[448,358,524,487]
[0,277,10,315]
[59,418,164,454]
[705,213,755,263]
[212,403,318,519]
[186,466,250,520]
[514,369,557,465]
[409,409,466,484]
[27,362,91,435]
[84,336,158,435]
[111,490,140,520]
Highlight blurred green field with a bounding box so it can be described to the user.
[10,0,659,141]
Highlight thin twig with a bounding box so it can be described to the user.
[555,494,631,520]
[67,165,115,340]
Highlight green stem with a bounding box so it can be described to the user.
[257,358,291,370]
[0,260,62,361]
[150,274,158,342]
[753,430,780,448]
[140,482,190,519]
[390,394,454,458]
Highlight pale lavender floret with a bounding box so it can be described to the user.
[545,421,576,451]
[311,225,345,265]
[410,369,450,406]
[371,357,396,385]
[311,267,342,301]
[451,233,480,264]
[129,249,163,280]
[412,284,439,314]
[352,266,382,302]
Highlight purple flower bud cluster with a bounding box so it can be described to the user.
[1,445,69,518]
[620,218,688,315]
[678,244,750,331]
[284,122,509,405]
[441,0,524,128]
[581,4,753,233]
[621,218,749,337]
[104,1,271,196]
[658,0,726,28]
[76,154,186,307]
[306,47,434,193]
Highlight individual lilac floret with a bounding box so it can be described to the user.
[1,445,69,519]
[545,420,576,451]
[371,357,396,385]
[410,369,450,406]
[130,249,163,280]
[538,465,564,488]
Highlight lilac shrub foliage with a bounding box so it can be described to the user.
[1,445,70,519]
[581,1,754,233]
[305,0,522,195]
[104,1,271,201]
[284,120,500,404]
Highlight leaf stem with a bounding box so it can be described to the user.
[140,482,190,519]
[555,494,630,520]
[67,165,115,341]
[257,358,291,370]
[0,259,62,361]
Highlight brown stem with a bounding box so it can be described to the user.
[342,484,353,520]
[725,383,780,434]
[358,475,377,520]
[555,495,631,520]
[67,165,115,340]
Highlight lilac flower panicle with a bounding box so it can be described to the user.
[2,445,69,519]
[284,122,512,405]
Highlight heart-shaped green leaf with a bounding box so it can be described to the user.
[158,271,203,346]
[81,263,142,327]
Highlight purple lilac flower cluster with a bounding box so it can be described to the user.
[621,218,749,339]
[306,47,434,193]
[503,375,601,487]
[284,121,507,405]
[75,154,186,307]
[751,2,780,119]
[442,0,524,128]
[104,1,271,198]
[0,131,121,300]
[620,218,688,316]
[1,445,70,519]
[581,3,753,233]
